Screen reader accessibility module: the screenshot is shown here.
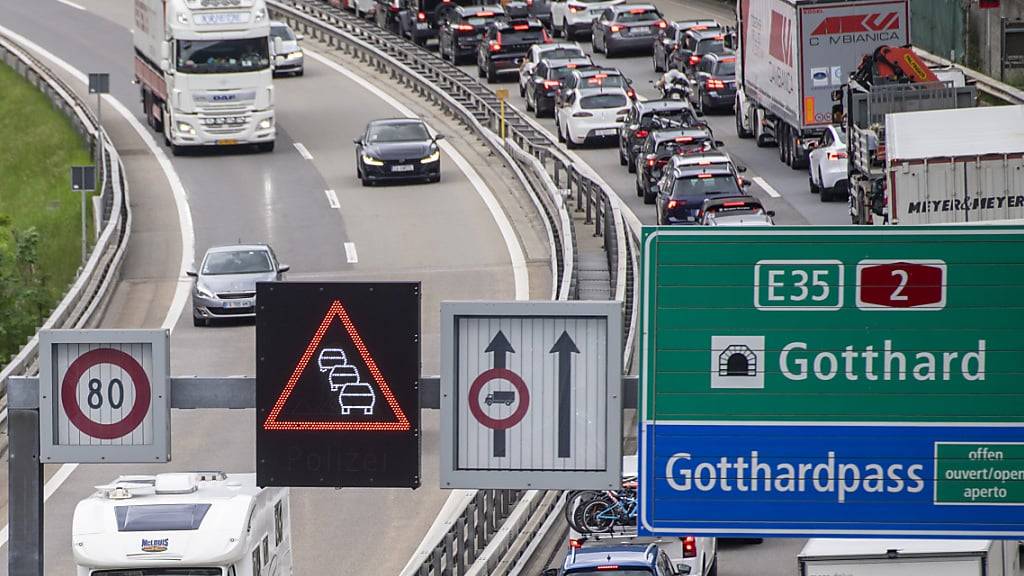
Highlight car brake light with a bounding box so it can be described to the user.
[542,28,553,43]
[513,23,529,30]
[593,73,608,79]
[568,4,580,12]
[490,41,502,51]
[597,566,621,571]
[828,150,848,160]
[610,24,622,33]
[691,25,708,30]
[478,10,495,16]
[683,536,698,558]
[634,129,649,139]
[723,201,747,207]
[722,56,736,62]
[697,173,713,179]
[675,136,694,143]
[455,23,474,31]
[543,79,561,89]
[626,87,636,99]
[647,158,656,167]
[657,19,668,29]
[689,55,700,65]
[713,34,725,40]
[667,199,685,209]
[573,111,594,117]
[629,8,646,13]
[697,159,712,165]
[706,78,726,90]
[526,0,533,5]
[417,10,426,21]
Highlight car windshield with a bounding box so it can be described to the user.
[695,38,726,55]
[581,93,628,109]
[502,28,545,44]
[714,60,736,75]
[542,48,586,60]
[617,9,661,22]
[466,12,501,25]
[640,109,695,128]
[202,250,273,275]
[657,139,712,155]
[671,174,740,198]
[835,130,848,145]
[93,570,223,576]
[368,123,430,142]
[176,38,270,74]
[270,25,295,41]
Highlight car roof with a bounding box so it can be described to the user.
[539,42,583,52]
[565,544,657,569]
[687,28,726,40]
[544,57,594,68]
[610,3,658,11]
[205,244,271,255]
[457,5,503,14]
[576,86,628,97]
[638,99,693,112]
[674,19,721,29]
[672,152,731,166]
[491,17,544,29]
[652,128,712,143]
[575,67,624,77]
[368,118,426,127]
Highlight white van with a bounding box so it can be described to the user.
[73,472,291,576]
[799,539,1023,576]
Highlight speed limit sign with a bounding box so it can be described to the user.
[39,329,170,463]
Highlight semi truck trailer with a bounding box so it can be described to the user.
[134,0,277,155]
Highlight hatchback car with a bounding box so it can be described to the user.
[354,118,444,185]
[618,99,700,171]
[188,244,288,326]
[527,57,593,117]
[652,19,720,72]
[549,0,624,40]
[437,5,504,64]
[270,21,304,77]
[519,42,586,97]
[656,154,749,225]
[691,52,736,113]
[591,4,665,57]
[547,544,677,576]
[477,18,550,83]
[808,124,849,202]
[699,196,775,226]
[670,27,727,74]
[557,87,629,147]
[634,128,719,202]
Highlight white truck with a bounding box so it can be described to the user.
[73,471,291,576]
[883,105,1024,225]
[134,0,277,155]
[731,0,910,169]
[798,539,1023,576]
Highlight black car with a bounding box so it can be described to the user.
[526,57,593,117]
[634,127,719,203]
[354,118,444,185]
[652,19,720,72]
[438,5,505,64]
[669,27,727,74]
[655,160,747,225]
[617,99,700,172]
[397,0,461,46]
[691,52,736,113]
[477,18,549,83]
[504,0,552,28]
[591,4,665,58]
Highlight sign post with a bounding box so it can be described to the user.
[638,226,1024,538]
[70,165,96,265]
[440,301,622,490]
[495,88,509,140]
[256,282,421,488]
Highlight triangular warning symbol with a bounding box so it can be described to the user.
[263,300,411,431]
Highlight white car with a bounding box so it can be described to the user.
[270,21,304,77]
[700,196,775,226]
[519,42,587,98]
[556,87,629,148]
[549,0,624,40]
[808,124,848,202]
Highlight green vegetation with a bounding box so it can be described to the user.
[0,61,93,362]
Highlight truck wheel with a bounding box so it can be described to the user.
[779,124,789,163]
[643,186,656,205]
[735,101,752,139]
[653,51,663,72]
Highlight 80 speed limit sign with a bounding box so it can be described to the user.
[39,330,170,463]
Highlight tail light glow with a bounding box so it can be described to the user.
[697,173,713,179]
[634,129,649,139]
[455,23,474,31]
[416,10,426,21]
[628,7,647,13]
[683,535,698,558]
[610,24,622,33]
[828,150,849,161]
[706,78,726,90]
[667,199,685,209]
[569,538,584,549]
[656,19,668,29]
[568,4,581,12]
[543,79,561,89]
[513,24,529,30]
[689,55,700,66]
[675,136,694,143]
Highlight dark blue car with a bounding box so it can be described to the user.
[545,543,679,575]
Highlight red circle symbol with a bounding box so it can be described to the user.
[60,348,151,440]
[468,368,530,430]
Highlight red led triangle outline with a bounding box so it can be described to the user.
[263,300,411,431]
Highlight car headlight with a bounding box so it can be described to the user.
[288,51,303,60]
[195,284,216,299]
[362,154,384,166]
[177,121,194,134]
[420,149,440,164]
[258,118,273,130]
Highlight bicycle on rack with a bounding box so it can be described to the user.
[566,480,638,534]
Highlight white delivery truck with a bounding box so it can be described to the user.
[730,0,910,169]
[73,472,292,576]
[798,539,1023,576]
[134,0,277,155]
[883,105,1024,225]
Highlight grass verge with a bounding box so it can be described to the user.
[0,60,93,362]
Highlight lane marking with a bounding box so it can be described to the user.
[55,0,86,10]
[753,176,782,198]
[344,242,358,263]
[293,141,314,160]
[305,49,530,300]
[0,22,195,549]
[325,188,339,208]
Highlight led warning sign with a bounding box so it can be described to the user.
[256,282,421,488]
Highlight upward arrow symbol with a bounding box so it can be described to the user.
[485,331,515,369]
[550,331,579,459]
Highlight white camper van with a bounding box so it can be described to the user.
[73,472,291,576]
[799,539,1023,576]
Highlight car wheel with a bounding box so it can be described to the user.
[707,557,719,576]
[526,90,535,111]
[477,62,485,78]
[171,143,184,156]
[635,179,643,197]
[606,39,616,58]
[193,315,204,327]
[627,155,636,173]
[566,125,577,148]
[809,173,820,194]
[643,186,656,205]
[561,20,572,40]
[486,62,498,83]
[557,122,565,142]
[619,148,627,166]
[819,170,830,202]
[519,81,526,97]
[430,173,441,183]
[697,90,706,115]
[653,51,663,72]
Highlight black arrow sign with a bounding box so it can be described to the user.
[485,331,515,457]
[550,330,579,458]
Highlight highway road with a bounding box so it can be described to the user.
[0,0,550,574]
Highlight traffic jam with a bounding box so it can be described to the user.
[11,0,1023,573]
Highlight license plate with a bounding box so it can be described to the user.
[596,128,617,136]
[391,164,414,172]
[216,139,238,145]
[225,300,251,308]
[631,26,649,34]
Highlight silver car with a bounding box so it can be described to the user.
[270,21,304,77]
[187,244,289,326]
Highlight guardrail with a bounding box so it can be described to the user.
[0,32,132,444]
[915,48,1024,106]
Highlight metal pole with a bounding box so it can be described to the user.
[500,99,506,141]
[8,377,43,576]
[80,185,87,265]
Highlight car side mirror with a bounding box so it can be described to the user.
[767,210,776,217]
[736,165,748,173]
[740,178,752,187]
[807,141,818,150]
[278,264,291,273]
[714,140,724,147]
[296,34,305,41]
[353,138,362,145]
[186,269,198,277]
[676,563,692,575]
[434,134,446,141]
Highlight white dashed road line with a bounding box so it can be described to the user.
[325,188,339,208]
[344,242,358,264]
[293,141,314,160]
[753,176,782,198]
[56,0,86,10]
